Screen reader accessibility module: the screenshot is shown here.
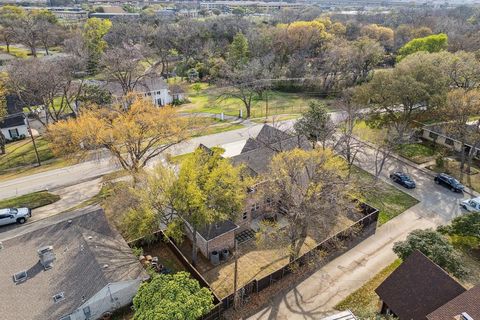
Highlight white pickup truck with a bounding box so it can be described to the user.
[0,208,32,226]
[461,197,480,213]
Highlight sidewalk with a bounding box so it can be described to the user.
[248,138,470,320]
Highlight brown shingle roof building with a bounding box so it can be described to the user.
[427,284,480,320]
[375,250,466,320]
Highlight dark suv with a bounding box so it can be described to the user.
[390,172,416,189]
[434,173,464,193]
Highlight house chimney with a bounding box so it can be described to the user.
[38,246,56,270]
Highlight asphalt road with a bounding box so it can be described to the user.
[0,121,297,200]
[248,138,477,320]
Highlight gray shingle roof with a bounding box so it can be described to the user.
[0,206,146,320]
[0,113,25,129]
[232,125,311,175]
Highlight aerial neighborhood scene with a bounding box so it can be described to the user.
[1,0,480,319]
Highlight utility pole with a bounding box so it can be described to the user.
[233,239,239,310]
[265,90,269,123]
[25,115,41,166]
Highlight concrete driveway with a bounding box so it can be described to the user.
[0,178,102,236]
[248,142,476,320]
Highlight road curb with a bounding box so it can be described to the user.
[352,136,478,197]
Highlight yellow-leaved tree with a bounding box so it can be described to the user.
[47,95,189,178]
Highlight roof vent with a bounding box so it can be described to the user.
[103,264,109,269]
[13,271,27,284]
[461,313,474,320]
[53,292,65,303]
[88,236,93,240]
[38,246,56,270]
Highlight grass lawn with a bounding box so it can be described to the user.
[352,120,387,144]
[427,159,480,193]
[335,259,401,318]
[395,142,442,164]
[351,167,420,226]
[0,137,56,172]
[179,84,334,118]
[0,45,29,58]
[0,191,60,209]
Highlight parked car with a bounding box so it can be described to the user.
[461,197,480,212]
[390,171,416,189]
[0,208,31,226]
[434,173,464,192]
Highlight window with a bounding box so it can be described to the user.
[445,138,454,146]
[8,128,19,139]
[251,203,260,212]
[83,306,91,318]
[242,212,248,220]
[428,131,438,140]
[53,292,65,303]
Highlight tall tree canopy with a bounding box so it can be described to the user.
[133,272,214,320]
[47,95,189,177]
[170,147,246,265]
[393,229,466,278]
[397,33,448,61]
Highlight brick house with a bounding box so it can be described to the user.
[184,125,311,260]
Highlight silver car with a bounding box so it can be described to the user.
[0,208,32,226]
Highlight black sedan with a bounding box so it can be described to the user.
[434,173,464,193]
[390,172,416,189]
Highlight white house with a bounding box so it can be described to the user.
[0,206,148,320]
[0,113,28,141]
[421,123,480,160]
[101,74,185,107]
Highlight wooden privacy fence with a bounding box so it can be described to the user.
[128,203,379,320]
[219,203,379,312]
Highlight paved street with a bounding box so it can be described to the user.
[0,121,296,200]
[0,114,476,319]
[248,140,476,320]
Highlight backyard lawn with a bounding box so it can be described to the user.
[179,83,334,118]
[0,191,60,209]
[351,167,420,226]
[202,215,356,299]
[335,259,401,318]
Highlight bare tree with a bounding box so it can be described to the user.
[101,45,155,96]
[7,56,85,127]
[334,89,365,172]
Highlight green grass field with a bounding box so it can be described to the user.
[0,137,57,173]
[352,167,420,226]
[179,83,333,118]
[395,142,442,164]
[0,191,60,209]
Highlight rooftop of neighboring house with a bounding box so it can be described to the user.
[231,124,311,176]
[0,206,146,320]
[0,113,26,129]
[87,74,170,98]
[427,284,480,320]
[424,122,480,146]
[375,250,466,320]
